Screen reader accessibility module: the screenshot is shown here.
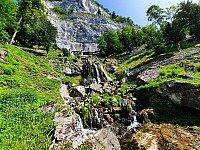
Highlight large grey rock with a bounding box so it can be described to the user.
[42,0,125,54]
[70,86,86,97]
[158,80,200,110]
[89,129,120,150]
[62,66,81,75]
[122,123,200,150]
[104,59,118,73]
[89,83,103,93]
[51,112,93,149]
[137,69,160,83]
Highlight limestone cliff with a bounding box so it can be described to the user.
[42,0,125,54]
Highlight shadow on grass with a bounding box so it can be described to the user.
[23,48,47,56]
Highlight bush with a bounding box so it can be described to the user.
[0,64,18,75]
[62,48,70,56]
[154,44,166,55]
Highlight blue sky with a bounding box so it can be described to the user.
[96,0,199,26]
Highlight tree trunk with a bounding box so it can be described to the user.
[10,17,22,45]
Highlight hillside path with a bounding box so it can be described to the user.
[130,48,200,77]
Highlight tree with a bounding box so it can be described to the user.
[98,36,107,55]
[13,0,45,46]
[97,8,101,16]
[174,1,200,28]
[163,21,186,50]
[36,19,57,54]
[0,0,18,43]
[133,28,144,49]
[146,5,165,26]
[165,5,178,22]
[142,24,165,54]
[98,31,123,56]
[111,11,117,19]
[15,0,57,53]
[118,26,133,53]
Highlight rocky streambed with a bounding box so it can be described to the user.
[47,57,200,150]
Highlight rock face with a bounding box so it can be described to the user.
[158,80,200,110]
[42,0,124,54]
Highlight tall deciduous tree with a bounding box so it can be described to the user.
[146,5,165,26]
[142,24,165,54]
[15,0,57,53]
[118,26,133,53]
[98,31,123,56]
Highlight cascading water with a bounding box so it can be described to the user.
[57,58,141,149]
[96,62,113,82]
[93,63,101,84]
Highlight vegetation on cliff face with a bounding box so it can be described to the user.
[0,44,62,149]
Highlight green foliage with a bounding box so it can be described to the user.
[98,31,123,56]
[62,48,71,56]
[90,95,101,104]
[111,11,134,25]
[120,84,129,95]
[52,6,66,15]
[15,0,57,53]
[0,0,18,43]
[99,26,144,56]
[0,90,55,149]
[146,4,165,25]
[159,64,185,79]
[142,24,164,51]
[81,106,89,128]
[0,44,62,149]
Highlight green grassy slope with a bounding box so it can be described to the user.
[0,44,63,149]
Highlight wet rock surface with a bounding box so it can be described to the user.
[121,123,200,150]
[51,56,200,149]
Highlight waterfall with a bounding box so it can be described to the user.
[97,63,113,82]
[77,115,95,135]
[127,110,140,131]
[94,108,102,128]
[93,63,101,84]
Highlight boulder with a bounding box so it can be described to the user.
[137,69,160,83]
[89,129,120,150]
[70,86,86,97]
[89,83,103,93]
[0,50,7,59]
[63,66,81,75]
[158,80,200,110]
[51,112,93,149]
